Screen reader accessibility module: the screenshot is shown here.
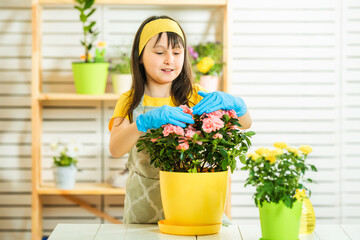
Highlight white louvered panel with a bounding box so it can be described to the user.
[0,46,31,58]
[232,72,336,84]
[104,102,128,181]
[342,0,360,223]
[231,0,340,223]
[0,34,31,46]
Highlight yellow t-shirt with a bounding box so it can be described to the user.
[108,83,208,131]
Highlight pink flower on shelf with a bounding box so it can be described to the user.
[225,110,238,118]
[176,141,189,151]
[213,133,223,139]
[179,105,193,115]
[163,124,185,137]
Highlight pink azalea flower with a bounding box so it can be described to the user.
[150,138,158,143]
[185,129,197,138]
[213,133,223,139]
[176,141,189,151]
[179,105,193,115]
[174,126,185,136]
[196,141,203,145]
[208,110,224,119]
[230,125,240,130]
[226,110,238,118]
[202,115,225,133]
[212,117,225,130]
[202,117,216,133]
[162,124,184,137]
[163,124,175,137]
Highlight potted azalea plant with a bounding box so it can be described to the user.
[50,140,80,189]
[137,105,255,235]
[242,142,317,240]
[109,51,132,95]
[188,42,223,92]
[72,0,109,94]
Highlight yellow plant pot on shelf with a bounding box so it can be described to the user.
[159,170,228,229]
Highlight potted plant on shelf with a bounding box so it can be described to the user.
[50,140,80,190]
[109,52,132,95]
[189,42,223,92]
[137,106,255,235]
[242,142,317,240]
[72,0,109,95]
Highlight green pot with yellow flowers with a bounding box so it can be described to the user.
[241,143,317,240]
[188,42,223,92]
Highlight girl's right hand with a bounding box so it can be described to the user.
[136,105,194,132]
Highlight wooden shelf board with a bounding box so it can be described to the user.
[38,93,119,101]
[39,0,226,6]
[38,182,126,195]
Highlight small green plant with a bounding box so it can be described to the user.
[242,143,317,208]
[188,42,224,81]
[50,140,80,167]
[74,0,99,63]
[109,52,131,74]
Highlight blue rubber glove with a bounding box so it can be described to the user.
[192,91,247,117]
[136,105,195,132]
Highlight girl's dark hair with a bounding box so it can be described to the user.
[125,15,194,122]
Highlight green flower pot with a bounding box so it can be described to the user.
[259,200,302,240]
[72,62,109,94]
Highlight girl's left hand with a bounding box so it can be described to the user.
[193,91,247,117]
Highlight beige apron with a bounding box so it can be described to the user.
[123,95,165,224]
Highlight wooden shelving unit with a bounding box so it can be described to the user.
[31,0,231,239]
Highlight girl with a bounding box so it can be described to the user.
[109,15,252,224]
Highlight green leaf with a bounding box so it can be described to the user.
[219,148,227,157]
[88,21,96,30]
[180,151,184,161]
[86,8,96,18]
[240,154,246,164]
[84,0,95,10]
[74,6,83,12]
[245,131,256,137]
[80,13,87,22]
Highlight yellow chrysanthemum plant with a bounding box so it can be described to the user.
[241,142,317,208]
[188,42,224,82]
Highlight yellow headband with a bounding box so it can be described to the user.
[138,18,185,56]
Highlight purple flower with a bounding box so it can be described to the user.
[188,46,194,54]
[188,46,199,60]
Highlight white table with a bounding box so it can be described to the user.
[48,223,360,240]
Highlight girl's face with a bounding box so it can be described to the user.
[141,33,184,85]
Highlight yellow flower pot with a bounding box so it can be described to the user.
[159,170,228,226]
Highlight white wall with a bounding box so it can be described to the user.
[0,0,359,239]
